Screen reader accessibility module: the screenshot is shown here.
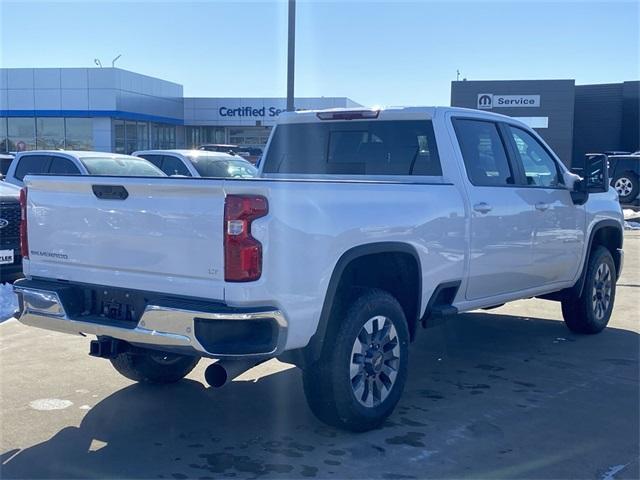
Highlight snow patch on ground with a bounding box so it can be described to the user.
[28,399,74,411]
[0,283,18,322]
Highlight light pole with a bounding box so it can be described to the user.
[286,0,296,111]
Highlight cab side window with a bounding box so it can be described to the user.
[508,126,562,188]
[161,156,191,176]
[137,154,163,169]
[453,119,514,186]
[48,156,81,175]
[14,155,51,181]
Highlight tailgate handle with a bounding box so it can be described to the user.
[92,185,129,200]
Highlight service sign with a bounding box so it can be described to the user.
[477,94,540,109]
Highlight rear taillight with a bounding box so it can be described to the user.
[19,187,28,259]
[224,195,268,282]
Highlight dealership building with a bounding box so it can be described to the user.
[2,68,638,164]
[451,79,639,166]
[0,67,361,154]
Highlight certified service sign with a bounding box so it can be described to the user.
[477,94,540,109]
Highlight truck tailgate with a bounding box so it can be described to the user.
[23,176,226,299]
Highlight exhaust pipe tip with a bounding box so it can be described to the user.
[204,363,229,388]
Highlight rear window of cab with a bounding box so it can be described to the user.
[262,120,442,176]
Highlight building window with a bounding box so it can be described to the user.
[65,118,93,150]
[36,118,65,149]
[113,120,150,154]
[150,123,176,149]
[185,126,226,148]
[8,118,36,152]
[0,117,7,152]
[113,120,125,153]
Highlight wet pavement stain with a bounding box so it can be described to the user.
[418,389,445,400]
[385,432,426,447]
[382,473,418,479]
[263,447,304,458]
[198,452,295,477]
[466,421,504,438]
[513,380,536,388]
[300,465,319,477]
[328,449,347,456]
[475,364,505,372]
[288,441,315,452]
[400,417,428,427]
[324,459,341,466]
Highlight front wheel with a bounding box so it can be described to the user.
[302,288,409,432]
[110,348,200,384]
[561,246,616,334]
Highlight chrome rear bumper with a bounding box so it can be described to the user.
[14,283,287,359]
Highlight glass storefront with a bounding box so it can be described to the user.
[36,118,65,149]
[185,126,226,149]
[7,118,36,151]
[0,117,93,152]
[113,120,175,154]
[0,117,7,151]
[64,118,92,150]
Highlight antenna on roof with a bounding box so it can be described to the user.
[112,54,122,68]
[94,58,103,68]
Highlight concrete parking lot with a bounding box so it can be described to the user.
[1,232,638,479]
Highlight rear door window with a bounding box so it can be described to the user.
[48,156,81,175]
[263,120,441,176]
[452,119,514,186]
[14,155,51,181]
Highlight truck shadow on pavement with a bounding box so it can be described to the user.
[3,312,639,479]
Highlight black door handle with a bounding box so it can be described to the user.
[92,185,129,200]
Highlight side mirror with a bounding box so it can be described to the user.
[585,153,609,193]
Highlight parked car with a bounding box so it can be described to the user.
[0,153,15,180]
[133,149,257,178]
[0,181,23,282]
[13,107,623,432]
[607,151,640,204]
[4,150,165,187]
[198,143,258,164]
[238,147,263,165]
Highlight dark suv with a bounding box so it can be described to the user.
[608,151,640,205]
[0,181,22,283]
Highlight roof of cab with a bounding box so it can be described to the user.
[15,150,138,159]
[133,149,237,159]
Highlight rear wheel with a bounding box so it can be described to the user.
[110,349,200,384]
[613,172,639,203]
[561,246,616,334]
[302,288,409,432]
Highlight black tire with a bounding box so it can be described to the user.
[612,171,639,203]
[110,349,200,384]
[561,246,616,334]
[302,288,409,432]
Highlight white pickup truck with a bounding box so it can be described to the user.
[14,107,624,431]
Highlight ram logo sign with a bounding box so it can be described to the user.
[477,94,493,109]
[477,94,540,109]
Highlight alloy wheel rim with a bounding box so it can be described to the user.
[592,262,612,321]
[350,315,400,408]
[614,178,633,197]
